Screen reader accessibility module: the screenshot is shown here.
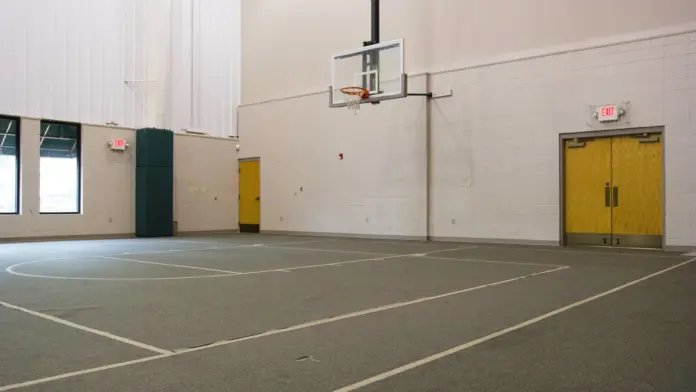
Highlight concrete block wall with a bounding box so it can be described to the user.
[238,76,428,239]
[238,28,696,247]
[430,32,696,246]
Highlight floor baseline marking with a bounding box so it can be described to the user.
[0,265,567,391]
[331,257,696,392]
[0,300,171,355]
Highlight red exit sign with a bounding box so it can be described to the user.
[110,139,127,151]
[597,105,619,122]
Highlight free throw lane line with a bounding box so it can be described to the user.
[0,300,170,355]
[332,257,696,392]
[0,265,566,391]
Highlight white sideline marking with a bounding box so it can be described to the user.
[0,265,567,391]
[332,258,696,392]
[100,256,243,275]
[0,300,170,356]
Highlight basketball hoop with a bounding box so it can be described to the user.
[340,86,369,114]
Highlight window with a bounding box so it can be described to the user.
[0,116,20,214]
[40,121,81,214]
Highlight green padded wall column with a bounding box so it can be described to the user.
[135,128,174,237]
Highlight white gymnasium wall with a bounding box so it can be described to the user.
[0,118,238,240]
[240,0,696,246]
[0,0,170,128]
[170,0,241,136]
[0,0,240,137]
[241,0,696,104]
[239,76,428,239]
[429,32,696,247]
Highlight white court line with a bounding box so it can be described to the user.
[0,354,172,392]
[479,244,686,259]
[240,246,485,275]
[115,244,250,256]
[5,246,487,282]
[0,265,567,392]
[259,245,397,256]
[4,261,236,281]
[100,256,243,275]
[261,244,479,257]
[332,257,696,392]
[0,300,170,355]
[416,254,563,268]
[109,239,325,257]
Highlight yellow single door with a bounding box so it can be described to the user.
[610,134,662,248]
[564,138,612,246]
[239,159,261,233]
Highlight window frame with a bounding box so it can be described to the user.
[39,120,82,215]
[0,115,20,215]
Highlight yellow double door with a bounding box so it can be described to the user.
[564,133,662,248]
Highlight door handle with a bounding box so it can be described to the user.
[255,196,260,201]
[604,185,611,207]
[612,187,618,207]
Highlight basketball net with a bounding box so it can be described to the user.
[340,87,369,115]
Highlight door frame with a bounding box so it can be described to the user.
[558,126,665,248]
[238,157,261,233]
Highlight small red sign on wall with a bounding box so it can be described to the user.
[597,105,618,122]
[110,139,127,151]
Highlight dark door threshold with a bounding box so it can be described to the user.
[240,224,260,233]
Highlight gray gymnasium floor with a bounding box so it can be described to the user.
[0,234,694,391]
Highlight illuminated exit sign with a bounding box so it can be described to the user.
[109,139,128,151]
[597,105,619,122]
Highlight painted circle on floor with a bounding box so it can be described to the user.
[5,259,239,281]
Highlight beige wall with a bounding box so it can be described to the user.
[174,134,238,233]
[241,0,696,104]
[0,119,238,240]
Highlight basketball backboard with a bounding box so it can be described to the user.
[329,39,406,108]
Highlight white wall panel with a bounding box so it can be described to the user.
[0,0,164,128]
[169,0,240,136]
[0,0,239,137]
